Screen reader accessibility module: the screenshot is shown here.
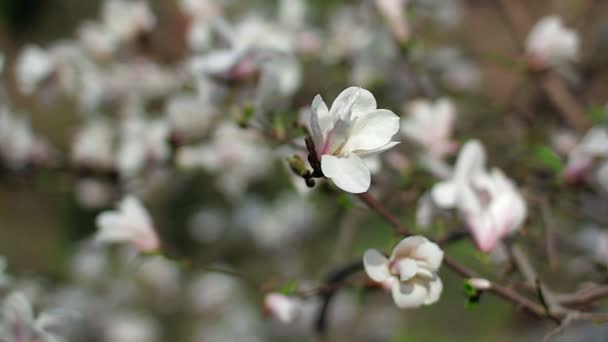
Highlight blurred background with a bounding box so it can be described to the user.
[1,0,608,341]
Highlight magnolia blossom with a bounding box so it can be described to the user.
[176,121,273,197]
[117,115,171,177]
[564,127,608,183]
[102,0,156,42]
[525,15,579,69]
[78,21,118,60]
[0,291,71,341]
[0,108,48,168]
[309,87,400,193]
[95,195,160,252]
[363,236,443,308]
[104,312,159,342]
[16,45,55,95]
[375,0,409,43]
[401,98,457,158]
[264,293,300,324]
[190,16,296,88]
[432,141,527,252]
[165,93,218,139]
[180,0,223,51]
[72,119,115,170]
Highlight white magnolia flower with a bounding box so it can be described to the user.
[264,293,300,324]
[176,121,273,197]
[180,0,222,20]
[564,127,608,183]
[180,0,223,51]
[363,236,443,308]
[0,108,48,168]
[0,291,72,342]
[78,21,117,60]
[526,15,579,69]
[104,312,159,342]
[375,0,409,43]
[95,195,160,252]
[102,0,156,42]
[432,141,527,252]
[401,98,457,158]
[117,115,171,176]
[72,119,115,170]
[165,93,218,139]
[16,45,55,95]
[309,87,400,193]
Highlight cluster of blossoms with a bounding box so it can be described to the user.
[2,0,607,340]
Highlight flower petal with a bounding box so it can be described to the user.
[363,249,391,282]
[329,87,377,120]
[321,154,371,193]
[310,95,331,149]
[396,258,418,281]
[410,241,444,271]
[390,236,427,261]
[391,278,428,309]
[454,140,486,182]
[424,276,443,305]
[343,109,400,153]
[431,181,457,208]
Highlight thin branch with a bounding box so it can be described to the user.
[314,260,364,336]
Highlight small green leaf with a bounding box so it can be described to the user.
[534,145,564,174]
[463,280,482,310]
[279,280,299,295]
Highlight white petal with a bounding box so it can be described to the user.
[390,236,427,261]
[396,259,418,281]
[363,249,391,282]
[343,109,400,153]
[431,181,457,208]
[355,141,400,158]
[391,279,428,309]
[454,140,486,182]
[424,276,443,305]
[120,195,153,231]
[310,94,330,150]
[321,154,371,193]
[410,241,444,271]
[329,87,377,120]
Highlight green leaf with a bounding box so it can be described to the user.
[534,145,564,174]
[463,280,482,310]
[279,280,299,295]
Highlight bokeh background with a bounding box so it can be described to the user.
[1,0,608,341]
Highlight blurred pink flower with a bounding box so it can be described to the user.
[526,15,579,69]
[95,195,160,252]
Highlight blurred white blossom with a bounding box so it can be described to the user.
[432,141,527,252]
[0,291,73,342]
[94,195,161,252]
[102,0,156,42]
[16,45,55,95]
[401,98,457,158]
[526,15,579,69]
[264,293,300,324]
